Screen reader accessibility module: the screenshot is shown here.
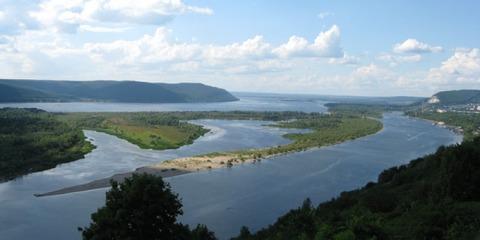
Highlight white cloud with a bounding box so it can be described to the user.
[273,25,343,58]
[329,53,359,65]
[202,35,272,61]
[78,25,128,33]
[352,64,393,84]
[393,38,443,54]
[427,48,480,85]
[378,53,422,66]
[0,0,213,34]
[82,26,345,69]
[273,36,309,58]
[318,12,333,19]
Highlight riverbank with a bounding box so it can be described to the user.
[35,115,383,197]
[405,111,479,140]
[147,116,383,173]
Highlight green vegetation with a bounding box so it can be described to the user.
[272,115,383,152]
[0,109,382,181]
[428,89,480,105]
[0,83,58,102]
[200,114,382,161]
[0,79,238,103]
[149,111,325,121]
[58,112,209,150]
[0,108,94,182]
[80,173,217,240]
[233,137,480,240]
[57,111,374,151]
[406,111,480,140]
[325,103,406,118]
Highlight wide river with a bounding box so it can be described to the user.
[0,94,461,240]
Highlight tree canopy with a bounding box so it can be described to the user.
[81,173,217,240]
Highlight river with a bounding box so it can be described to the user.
[0,94,461,240]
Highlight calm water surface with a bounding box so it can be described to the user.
[0,94,461,240]
[0,93,327,113]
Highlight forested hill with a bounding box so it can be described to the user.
[0,79,238,103]
[234,138,480,240]
[426,89,480,105]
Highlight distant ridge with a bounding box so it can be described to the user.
[0,79,238,103]
[426,89,480,105]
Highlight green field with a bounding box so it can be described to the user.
[57,112,209,150]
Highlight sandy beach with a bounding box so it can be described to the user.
[34,152,269,197]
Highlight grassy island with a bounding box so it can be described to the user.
[58,112,209,150]
[149,114,382,173]
[1,109,383,182]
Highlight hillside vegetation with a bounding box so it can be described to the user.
[233,137,480,240]
[0,108,94,182]
[406,111,480,140]
[0,79,238,103]
[427,89,480,105]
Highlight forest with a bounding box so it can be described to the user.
[0,108,94,182]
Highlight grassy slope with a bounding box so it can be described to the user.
[233,138,480,240]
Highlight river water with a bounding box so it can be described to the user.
[0,94,461,240]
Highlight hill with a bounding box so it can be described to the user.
[0,83,59,102]
[234,138,480,240]
[426,89,480,105]
[0,79,238,103]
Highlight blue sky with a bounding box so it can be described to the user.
[0,0,479,96]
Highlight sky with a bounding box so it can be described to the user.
[0,0,479,96]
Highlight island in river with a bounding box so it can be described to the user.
[34,112,382,197]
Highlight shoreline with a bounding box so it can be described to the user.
[35,120,384,197]
[406,114,465,140]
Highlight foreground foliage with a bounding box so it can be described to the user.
[80,173,216,240]
[233,137,480,240]
[0,108,93,182]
